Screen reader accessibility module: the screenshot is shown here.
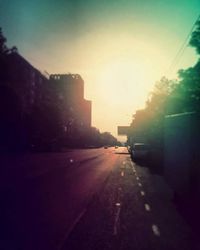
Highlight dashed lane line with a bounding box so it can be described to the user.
[145,203,151,211]
[152,224,161,236]
[129,161,161,238]
[113,203,121,235]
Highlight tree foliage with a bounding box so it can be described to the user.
[129,18,200,165]
[146,77,176,115]
[189,20,200,55]
[0,27,8,54]
[174,61,200,112]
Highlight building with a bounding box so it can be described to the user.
[0,50,92,149]
[0,51,48,114]
[49,74,92,135]
[0,51,48,149]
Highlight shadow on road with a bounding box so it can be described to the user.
[173,194,200,250]
[131,154,163,175]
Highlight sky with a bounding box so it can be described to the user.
[0,0,200,140]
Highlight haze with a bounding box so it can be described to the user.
[0,0,199,139]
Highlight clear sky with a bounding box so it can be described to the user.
[0,0,200,140]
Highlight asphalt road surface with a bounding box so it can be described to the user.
[0,147,195,250]
[0,147,120,250]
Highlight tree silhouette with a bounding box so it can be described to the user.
[168,21,200,113]
[173,62,200,112]
[146,77,176,115]
[189,20,200,55]
[0,27,9,55]
[128,19,200,169]
[0,27,18,55]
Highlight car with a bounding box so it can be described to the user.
[131,143,150,160]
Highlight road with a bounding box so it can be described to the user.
[0,147,195,250]
[0,147,119,250]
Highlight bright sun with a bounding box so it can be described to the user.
[96,60,154,108]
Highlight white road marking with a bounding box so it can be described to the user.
[123,161,126,165]
[136,177,139,180]
[113,203,121,235]
[145,203,151,211]
[70,158,74,163]
[140,191,145,196]
[152,224,160,236]
[121,171,124,177]
[138,182,142,187]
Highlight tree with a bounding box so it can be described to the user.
[189,20,200,55]
[146,77,176,115]
[101,132,118,146]
[173,62,200,112]
[128,77,176,167]
[0,28,18,55]
[128,19,200,168]
[0,27,9,55]
[168,20,200,113]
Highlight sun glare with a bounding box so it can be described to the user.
[83,35,170,136]
[96,60,154,108]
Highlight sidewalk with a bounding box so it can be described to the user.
[62,155,194,250]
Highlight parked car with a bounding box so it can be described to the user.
[131,143,150,160]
